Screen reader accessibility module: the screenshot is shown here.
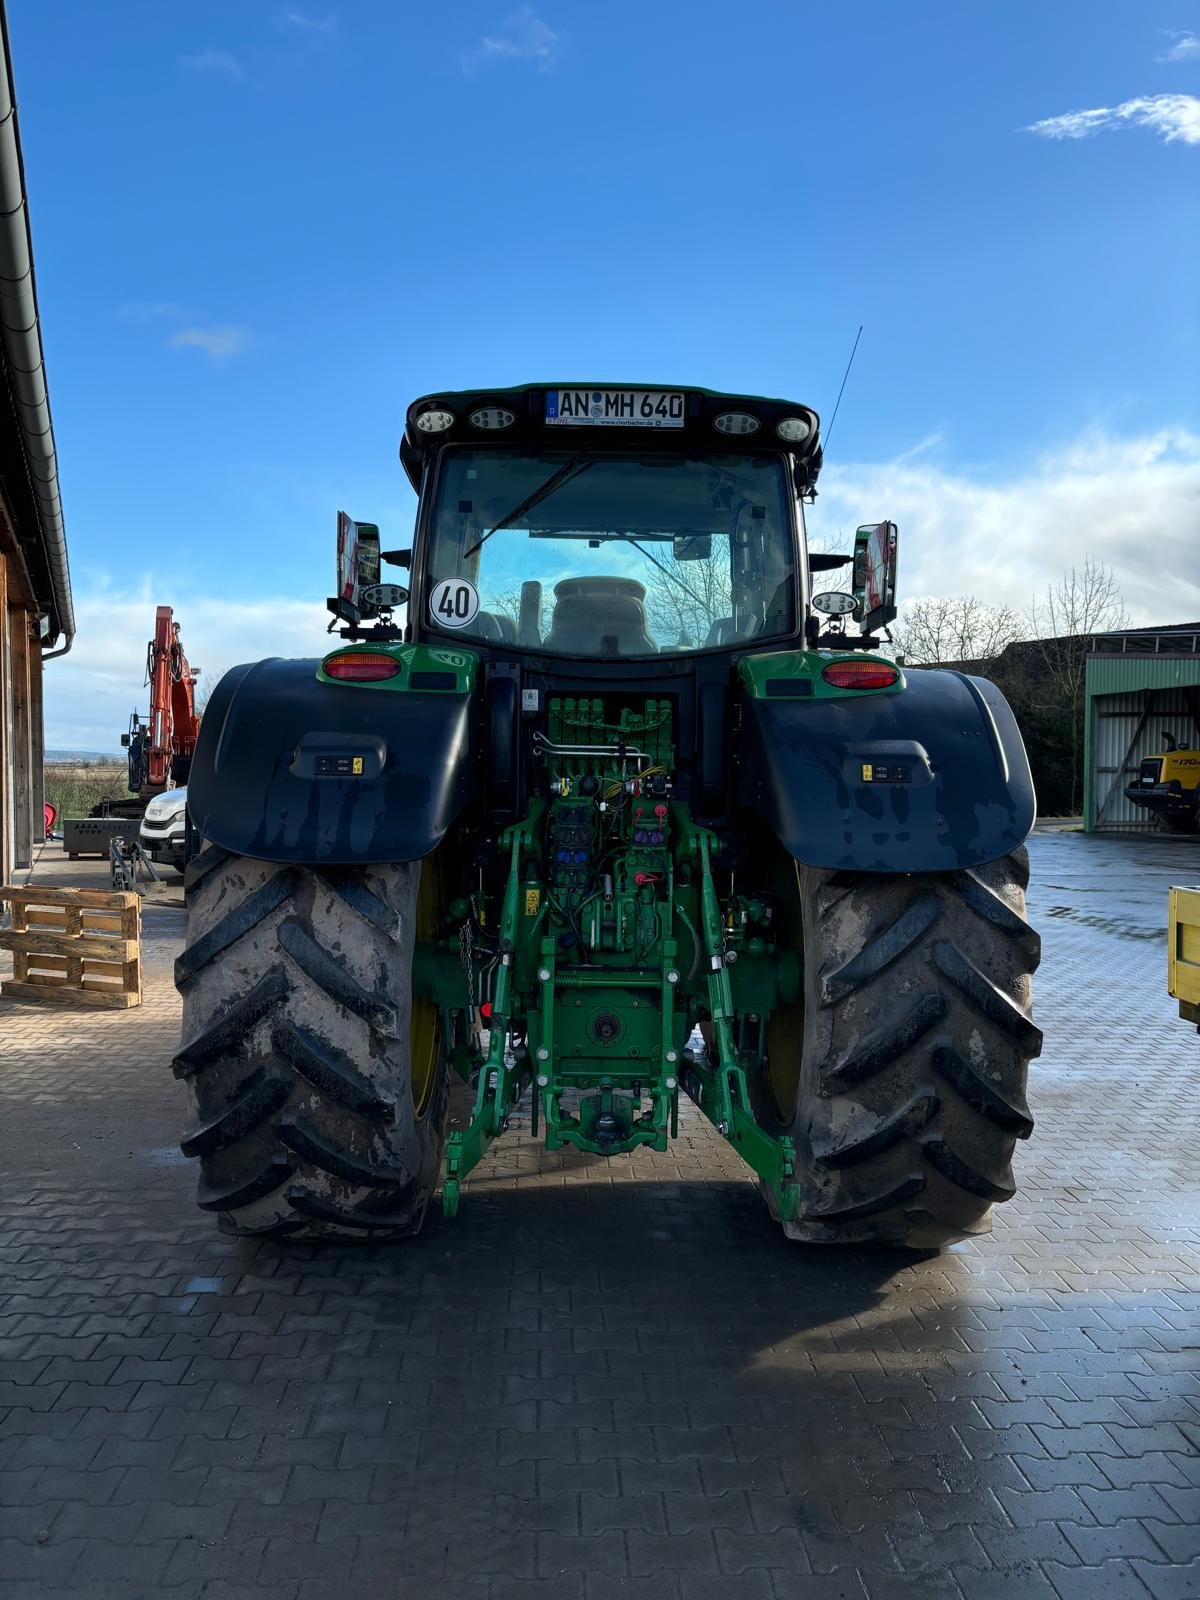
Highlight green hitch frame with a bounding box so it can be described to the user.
[442,818,535,1218]
[440,804,803,1224]
[676,822,803,1223]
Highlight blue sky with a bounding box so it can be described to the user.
[8,0,1198,746]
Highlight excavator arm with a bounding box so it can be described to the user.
[125,607,201,797]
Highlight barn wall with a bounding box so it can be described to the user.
[1085,655,1200,832]
[0,540,44,880]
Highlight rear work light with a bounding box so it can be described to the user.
[469,406,516,430]
[324,652,401,682]
[414,407,454,433]
[713,411,760,435]
[776,415,812,443]
[821,660,899,691]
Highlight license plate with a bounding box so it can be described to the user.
[545,388,686,428]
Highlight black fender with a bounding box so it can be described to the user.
[187,658,477,865]
[737,667,1035,873]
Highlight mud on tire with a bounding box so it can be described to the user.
[172,848,449,1238]
[760,849,1041,1248]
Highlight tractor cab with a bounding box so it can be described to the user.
[328,384,894,661]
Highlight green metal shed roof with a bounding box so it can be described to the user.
[1086,655,1200,698]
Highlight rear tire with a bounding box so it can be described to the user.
[172,848,450,1238]
[759,850,1041,1248]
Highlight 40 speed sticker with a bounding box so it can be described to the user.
[429,577,480,629]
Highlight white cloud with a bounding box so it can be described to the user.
[166,325,251,366]
[43,585,332,753]
[181,49,244,79]
[1158,30,1200,62]
[463,6,565,74]
[1024,93,1200,145]
[278,9,337,33]
[809,428,1200,629]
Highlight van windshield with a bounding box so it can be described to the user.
[424,449,796,656]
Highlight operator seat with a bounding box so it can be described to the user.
[543,577,657,655]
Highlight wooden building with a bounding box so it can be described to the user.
[0,2,73,883]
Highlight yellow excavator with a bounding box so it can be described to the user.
[1126,733,1200,834]
[1170,886,1200,1032]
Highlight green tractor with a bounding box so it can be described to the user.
[174,384,1041,1247]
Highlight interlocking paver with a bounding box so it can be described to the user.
[1,831,1198,1598]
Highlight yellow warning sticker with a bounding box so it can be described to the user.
[861,763,874,782]
[352,756,364,775]
[524,888,541,916]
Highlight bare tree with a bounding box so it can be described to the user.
[194,670,226,716]
[891,595,1025,666]
[1026,558,1129,813]
[1027,556,1129,658]
[641,553,732,647]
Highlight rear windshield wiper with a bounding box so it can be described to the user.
[463,453,592,559]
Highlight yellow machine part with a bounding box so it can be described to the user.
[1159,751,1200,791]
[1169,885,1200,1026]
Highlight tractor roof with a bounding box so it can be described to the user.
[399,383,822,491]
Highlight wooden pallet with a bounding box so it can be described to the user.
[0,886,142,1008]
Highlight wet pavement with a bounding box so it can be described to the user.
[1,829,1199,1599]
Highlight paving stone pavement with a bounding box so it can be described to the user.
[1,829,1199,1599]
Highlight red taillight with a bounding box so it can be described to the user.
[323,652,401,682]
[821,660,899,691]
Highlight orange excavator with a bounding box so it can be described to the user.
[99,607,201,821]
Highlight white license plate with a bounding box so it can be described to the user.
[545,388,686,428]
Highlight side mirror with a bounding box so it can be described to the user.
[120,733,131,748]
[329,511,383,626]
[852,521,898,633]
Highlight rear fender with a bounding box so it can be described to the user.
[737,656,1035,872]
[187,650,479,865]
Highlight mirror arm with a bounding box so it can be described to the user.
[817,631,887,652]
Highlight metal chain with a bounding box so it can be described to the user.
[458,918,476,1024]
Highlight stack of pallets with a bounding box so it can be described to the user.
[0,886,142,1008]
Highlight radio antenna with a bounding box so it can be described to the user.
[821,324,863,458]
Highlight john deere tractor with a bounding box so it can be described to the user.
[174,384,1041,1247]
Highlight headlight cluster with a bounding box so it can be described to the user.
[714,411,812,444]
[414,405,517,434]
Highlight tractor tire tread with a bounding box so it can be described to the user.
[271,1019,396,1122]
[183,844,233,894]
[174,869,301,987]
[823,990,948,1091]
[196,1154,295,1212]
[175,855,448,1240]
[922,1136,1015,1201]
[316,868,400,933]
[276,918,397,1031]
[931,1041,1034,1137]
[179,1068,292,1157]
[277,1115,412,1189]
[802,1173,926,1223]
[286,1187,423,1234]
[811,1090,939,1168]
[172,967,291,1078]
[820,893,942,1005]
[779,847,1039,1247]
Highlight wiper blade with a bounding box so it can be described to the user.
[463,453,592,559]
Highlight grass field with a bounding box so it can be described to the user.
[44,763,131,821]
